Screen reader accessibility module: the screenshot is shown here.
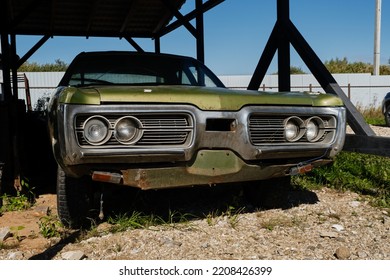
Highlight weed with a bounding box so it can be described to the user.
[205,210,220,226]
[165,209,196,227]
[224,206,244,229]
[107,209,198,233]
[356,104,385,126]
[260,217,285,231]
[108,211,151,232]
[38,215,64,238]
[0,193,32,212]
[9,225,26,242]
[0,177,36,212]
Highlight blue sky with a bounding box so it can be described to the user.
[15,0,390,75]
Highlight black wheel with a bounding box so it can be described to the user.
[57,166,97,228]
[243,176,292,209]
[385,105,390,127]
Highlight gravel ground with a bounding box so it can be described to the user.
[1,126,389,260]
[52,188,390,260]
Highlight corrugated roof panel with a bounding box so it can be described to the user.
[3,0,186,37]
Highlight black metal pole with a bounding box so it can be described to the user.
[0,33,14,192]
[277,0,291,91]
[196,0,205,63]
[247,24,279,90]
[1,34,12,102]
[11,34,19,100]
[154,36,161,54]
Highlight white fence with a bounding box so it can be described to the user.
[219,73,390,109]
[1,72,390,110]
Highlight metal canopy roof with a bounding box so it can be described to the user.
[2,0,186,38]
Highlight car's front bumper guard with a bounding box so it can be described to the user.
[91,149,331,189]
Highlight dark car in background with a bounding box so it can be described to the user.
[48,51,346,227]
[382,92,390,126]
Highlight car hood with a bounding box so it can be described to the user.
[58,85,344,110]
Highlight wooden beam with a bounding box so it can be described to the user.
[277,0,291,91]
[344,135,390,157]
[154,36,161,53]
[196,0,205,63]
[160,0,197,38]
[247,23,279,90]
[158,0,224,37]
[124,37,144,52]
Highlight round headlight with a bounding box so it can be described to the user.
[305,117,325,142]
[114,117,141,144]
[284,117,304,142]
[83,116,110,145]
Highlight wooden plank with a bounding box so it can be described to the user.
[343,134,390,157]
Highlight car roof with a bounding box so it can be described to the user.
[73,51,198,62]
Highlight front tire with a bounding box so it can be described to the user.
[57,166,97,228]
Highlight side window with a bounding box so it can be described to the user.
[177,70,192,85]
[187,66,218,87]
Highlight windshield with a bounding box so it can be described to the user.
[60,52,225,88]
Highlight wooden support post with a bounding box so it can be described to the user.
[277,0,291,92]
[196,0,205,63]
[154,37,161,54]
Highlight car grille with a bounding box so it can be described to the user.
[75,114,193,147]
[248,115,335,144]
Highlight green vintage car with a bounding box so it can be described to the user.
[48,51,346,227]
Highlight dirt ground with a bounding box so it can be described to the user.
[0,194,58,254]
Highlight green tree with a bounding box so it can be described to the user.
[324,57,390,75]
[290,66,306,74]
[19,59,68,72]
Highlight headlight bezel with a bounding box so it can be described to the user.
[305,116,326,142]
[113,116,142,145]
[284,116,305,142]
[83,115,111,145]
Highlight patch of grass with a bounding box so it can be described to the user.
[107,212,147,232]
[206,210,219,226]
[107,209,196,233]
[38,215,64,238]
[1,193,33,212]
[224,206,244,229]
[0,177,36,213]
[357,105,385,126]
[204,205,245,229]
[293,151,390,208]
